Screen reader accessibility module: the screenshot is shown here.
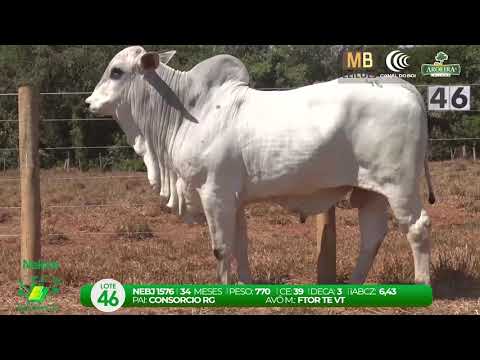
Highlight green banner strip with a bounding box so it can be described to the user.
[421,64,461,76]
[80,285,432,308]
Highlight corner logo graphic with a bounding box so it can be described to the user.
[386,50,410,73]
[341,51,376,81]
[16,260,62,313]
[378,50,416,79]
[27,285,49,303]
[342,51,374,71]
[422,52,461,77]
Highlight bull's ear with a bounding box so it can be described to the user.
[140,52,160,72]
[158,50,176,65]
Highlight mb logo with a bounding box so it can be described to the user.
[343,51,374,70]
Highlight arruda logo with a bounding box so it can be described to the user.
[386,50,410,73]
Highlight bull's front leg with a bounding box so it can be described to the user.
[199,187,238,284]
[235,208,252,284]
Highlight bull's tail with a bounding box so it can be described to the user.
[424,116,436,205]
[425,158,436,205]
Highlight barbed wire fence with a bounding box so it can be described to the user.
[0,85,478,241]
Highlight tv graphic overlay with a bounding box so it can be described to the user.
[81,281,433,312]
[386,50,410,73]
[340,48,419,81]
[90,279,126,313]
[379,50,417,79]
[343,51,374,71]
[341,50,377,79]
[422,51,461,77]
[16,260,62,314]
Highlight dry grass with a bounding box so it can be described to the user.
[115,220,154,241]
[0,161,479,315]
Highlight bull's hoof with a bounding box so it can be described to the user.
[415,277,431,286]
[213,248,225,261]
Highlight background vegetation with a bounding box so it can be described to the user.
[1,45,479,171]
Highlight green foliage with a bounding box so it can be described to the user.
[0,45,479,166]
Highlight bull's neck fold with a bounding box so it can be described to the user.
[122,63,193,207]
[126,63,190,167]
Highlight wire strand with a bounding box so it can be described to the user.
[0,84,480,96]
[0,118,115,123]
[0,146,134,152]
[0,203,150,210]
[46,203,147,209]
[0,231,168,238]
[46,231,164,237]
[429,138,480,141]
[0,175,146,182]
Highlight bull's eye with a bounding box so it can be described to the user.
[110,67,124,80]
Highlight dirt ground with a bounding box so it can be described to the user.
[0,160,479,315]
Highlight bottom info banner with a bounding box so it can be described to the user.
[80,281,433,311]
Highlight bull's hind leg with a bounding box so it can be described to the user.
[388,193,432,285]
[350,189,389,284]
[407,209,432,285]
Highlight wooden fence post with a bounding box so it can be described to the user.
[473,144,476,161]
[18,85,42,286]
[315,207,337,284]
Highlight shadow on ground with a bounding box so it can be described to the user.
[432,269,480,300]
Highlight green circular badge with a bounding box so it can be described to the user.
[91,279,126,313]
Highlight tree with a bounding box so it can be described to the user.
[435,51,449,64]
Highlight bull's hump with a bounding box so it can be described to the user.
[190,54,250,88]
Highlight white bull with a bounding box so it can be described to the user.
[86,46,436,285]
